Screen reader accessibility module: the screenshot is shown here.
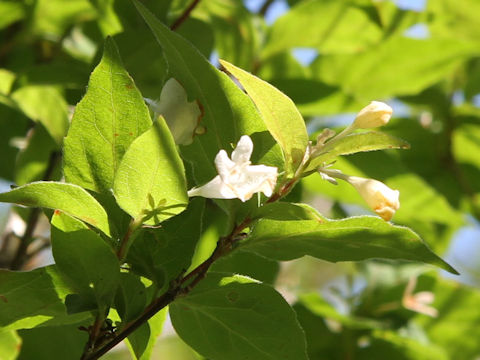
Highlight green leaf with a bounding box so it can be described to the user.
[126,308,167,360]
[307,131,410,171]
[263,0,382,58]
[0,330,21,360]
[170,273,308,360]
[311,37,478,100]
[242,212,457,274]
[0,181,111,236]
[113,117,188,225]
[63,37,152,193]
[0,266,91,330]
[127,198,204,287]
[10,85,69,145]
[133,0,282,184]
[115,273,147,324]
[220,59,308,176]
[17,325,88,360]
[51,211,120,312]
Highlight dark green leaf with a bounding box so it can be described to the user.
[127,198,204,288]
[242,212,457,274]
[133,0,282,184]
[126,309,167,360]
[17,325,88,360]
[170,273,308,360]
[51,212,120,312]
[0,266,91,330]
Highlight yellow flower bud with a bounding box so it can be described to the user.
[353,101,393,129]
[347,176,399,221]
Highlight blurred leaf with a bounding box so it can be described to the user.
[176,18,214,59]
[134,0,282,185]
[0,265,91,330]
[51,212,120,313]
[298,292,382,329]
[0,330,21,360]
[356,330,448,360]
[17,325,88,360]
[170,273,308,360]
[31,0,97,39]
[127,198,204,288]
[416,277,480,359]
[195,0,260,71]
[0,69,16,95]
[0,181,111,235]
[10,85,69,144]
[0,104,29,181]
[243,212,457,274]
[126,308,167,360]
[0,1,25,30]
[310,37,477,100]
[14,123,59,186]
[308,131,410,171]
[88,0,123,36]
[63,37,152,194]
[113,117,188,225]
[221,59,308,176]
[263,0,382,59]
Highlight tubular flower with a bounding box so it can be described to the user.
[187,135,278,202]
[347,176,400,221]
[353,101,393,129]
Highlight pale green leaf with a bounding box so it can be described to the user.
[0,330,21,360]
[307,131,410,171]
[0,181,110,235]
[113,117,188,225]
[220,59,308,176]
[63,37,152,193]
[51,212,120,312]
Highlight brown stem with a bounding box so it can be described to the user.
[116,218,141,261]
[170,0,202,31]
[259,0,275,16]
[80,315,105,360]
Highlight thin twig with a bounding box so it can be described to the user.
[170,0,202,31]
[259,0,275,16]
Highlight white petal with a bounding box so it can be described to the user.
[187,176,237,199]
[215,150,236,181]
[231,135,253,165]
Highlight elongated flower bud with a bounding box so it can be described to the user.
[353,101,393,129]
[346,176,399,221]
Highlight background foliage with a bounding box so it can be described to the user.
[0,0,479,359]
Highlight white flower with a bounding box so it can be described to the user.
[145,78,201,145]
[402,277,438,317]
[346,176,400,221]
[187,135,278,202]
[353,101,393,129]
